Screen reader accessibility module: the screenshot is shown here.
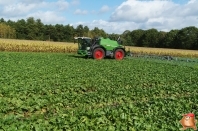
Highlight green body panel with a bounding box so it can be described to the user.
[77,50,87,56]
[99,38,121,50]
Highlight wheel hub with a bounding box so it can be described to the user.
[115,51,124,60]
[95,50,103,59]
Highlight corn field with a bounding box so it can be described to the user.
[0,38,78,53]
[125,46,198,58]
[0,38,198,58]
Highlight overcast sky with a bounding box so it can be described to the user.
[0,0,198,34]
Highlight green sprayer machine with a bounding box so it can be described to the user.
[74,36,130,60]
[74,36,198,67]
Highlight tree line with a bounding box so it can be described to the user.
[0,17,198,50]
[0,17,107,42]
[122,27,198,50]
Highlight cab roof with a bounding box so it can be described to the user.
[74,37,91,40]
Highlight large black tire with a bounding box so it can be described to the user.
[93,48,105,60]
[114,49,125,60]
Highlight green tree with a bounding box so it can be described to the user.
[174,26,198,49]
[44,24,57,41]
[130,29,145,46]
[55,24,65,41]
[64,24,75,42]
[14,19,27,39]
[26,17,39,40]
[157,31,167,48]
[121,30,131,46]
[140,28,159,47]
[90,27,107,38]
[108,33,120,41]
[35,19,45,40]
[163,29,179,48]
[76,24,84,36]
[0,23,16,38]
[0,18,5,23]
[83,26,89,37]
[192,31,198,49]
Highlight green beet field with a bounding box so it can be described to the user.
[0,52,198,131]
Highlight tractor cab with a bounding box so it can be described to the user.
[74,37,92,55]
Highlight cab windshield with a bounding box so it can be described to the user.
[78,38,91,50]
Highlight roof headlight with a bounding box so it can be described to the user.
[86,47,90,50]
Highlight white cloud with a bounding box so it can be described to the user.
[109,0,177,22]
[56,0,69,11]
[91,10,97,14]
[0,0,68,24]
[99,5,110,13]
[19,0,44,4]
[2,3,37,17]
[70,0,198,34]
[0,0,198,34]
[71,0,80,5]
[0,0,15,5]
[102,0,198,33]
[74,9,88,15]
[71,20,138,34]
[27,11,66,24]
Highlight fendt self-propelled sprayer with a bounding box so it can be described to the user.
[74,36,198,65]
[74,36,129,60]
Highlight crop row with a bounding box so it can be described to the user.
[0,52,198,130]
